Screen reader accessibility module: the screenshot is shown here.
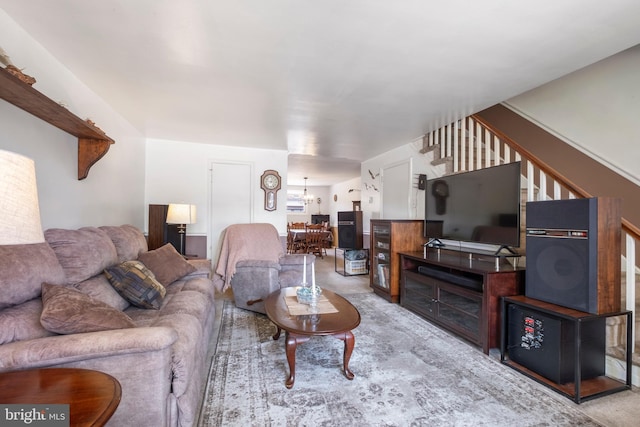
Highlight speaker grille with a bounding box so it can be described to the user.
[338,226,356,248]
[338,211,357,222]
[526,198,594,230]
[526,236,591,312]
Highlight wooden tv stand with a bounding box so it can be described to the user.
[400,249,525,354]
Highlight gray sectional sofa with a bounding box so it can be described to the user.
[0,224,216,427]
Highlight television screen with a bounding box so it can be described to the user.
[424,162,521,249]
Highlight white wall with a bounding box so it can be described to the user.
[145,138,288,257]
[360,139,443,232]
[286,185,331,224]
[0,10,146,230]
[505,44,640,186]
[329,177,363,220]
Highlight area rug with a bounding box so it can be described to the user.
[198,293,602,426]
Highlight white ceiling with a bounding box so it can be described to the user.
[2,1,640,186]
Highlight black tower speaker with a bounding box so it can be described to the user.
[337,210,363,249]
[525,197,621,314]
[507,304,605,384]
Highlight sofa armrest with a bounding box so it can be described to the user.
[0,326,177,371]
[184,259,212,279]
[279,254,316,266]
[236,259,281,269]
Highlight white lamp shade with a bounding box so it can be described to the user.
[0,150,45,245]
[166,203,196,225]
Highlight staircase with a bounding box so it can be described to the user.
[420,114,640,385]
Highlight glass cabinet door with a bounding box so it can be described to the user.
[437,287,482,339]
[401,271,436,317]
[372,223,391,288]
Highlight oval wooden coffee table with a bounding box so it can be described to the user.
[0,368,121,426]
[264,287,361,389]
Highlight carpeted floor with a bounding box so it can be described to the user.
[198,290,604,426]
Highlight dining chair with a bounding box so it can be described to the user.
[287,222,306,254]
[305,223,326,258]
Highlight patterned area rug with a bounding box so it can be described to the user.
[199,293,602,426]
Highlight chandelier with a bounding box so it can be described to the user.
[303,177,314,205]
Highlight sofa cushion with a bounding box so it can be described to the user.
[0,243,66,309]
[0,298,55,344]
[169,277,216,303]
[99,225,148,263]
[104,261,167,309]
[72,274,130,311]
[138,244,196,286]
[40,283,135,334]
[45,227,118,284]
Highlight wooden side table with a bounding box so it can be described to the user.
[0,368,121,426]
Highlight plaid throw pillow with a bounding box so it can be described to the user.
[104,261,166,309]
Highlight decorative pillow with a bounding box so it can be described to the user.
[104,261,167,309]
[44,227,118,284]
[99,225,148,263]
[137,243,196,286]
[40,283,135,334]
[72,275,130,311]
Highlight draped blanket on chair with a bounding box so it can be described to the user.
[213,223,284,292]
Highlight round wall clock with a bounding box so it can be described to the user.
[260,169,281,211]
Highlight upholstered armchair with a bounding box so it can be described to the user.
[214,223,315,314]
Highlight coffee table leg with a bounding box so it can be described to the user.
[341,331,356,380]
[272,325,281,341]
[285,332,309,389]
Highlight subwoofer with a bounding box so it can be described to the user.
[337,210,363,249]
[507,304,605,384]
[525,197,621,314]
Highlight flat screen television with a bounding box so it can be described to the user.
[424,162,521,252]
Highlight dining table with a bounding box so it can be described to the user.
[288,229,333,251]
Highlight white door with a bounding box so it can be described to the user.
[382,159,412,218]
[210,161,253,261]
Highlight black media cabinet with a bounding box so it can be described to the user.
[400,250,525,354]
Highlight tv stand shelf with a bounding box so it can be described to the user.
[400,250,525,354]
[424,244,521,269]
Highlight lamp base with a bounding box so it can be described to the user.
[177,224,186,255]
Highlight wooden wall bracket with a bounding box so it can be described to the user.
[78,138,112,180]
[0,67,115,180]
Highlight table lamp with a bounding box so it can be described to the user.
[0,150,45,245]
[166,203,196,255]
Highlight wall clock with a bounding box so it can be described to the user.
[260,169,281,211]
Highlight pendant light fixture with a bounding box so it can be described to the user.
[303,177,314,205]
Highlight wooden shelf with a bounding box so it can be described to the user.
[0,67,114,180]
[502,359,629,403]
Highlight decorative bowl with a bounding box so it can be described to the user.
[296,285,322,305]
